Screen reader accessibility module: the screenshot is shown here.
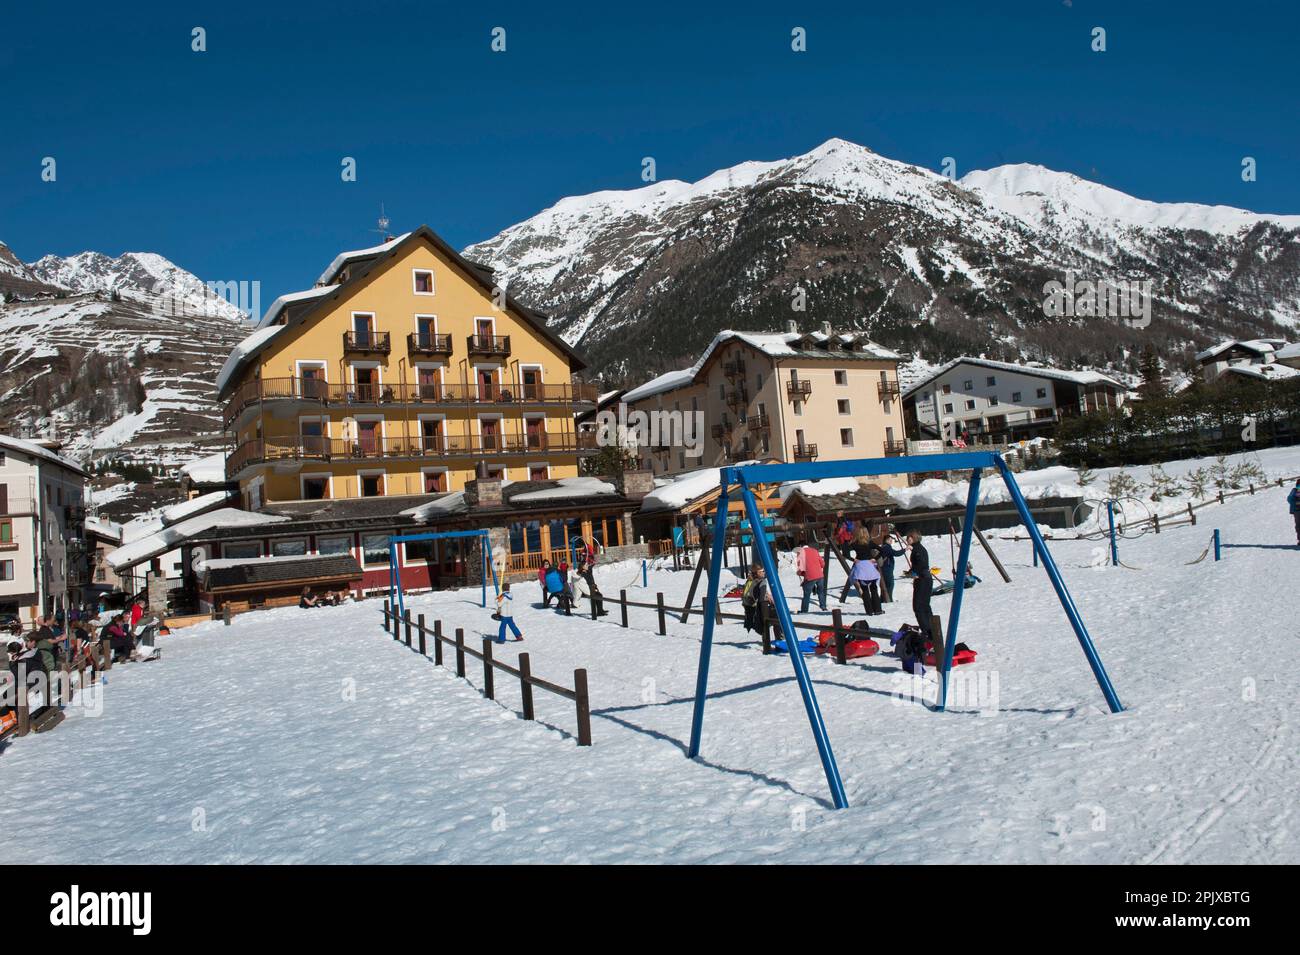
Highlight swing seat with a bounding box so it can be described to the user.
[773,637,819,655]
[723,585,745,599]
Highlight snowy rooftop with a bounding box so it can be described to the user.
[108,507,289,572]
[0,433,88,476]
[639,462,762,512]
[315,233,411,286]
[255,284,340,329]
[180,451,228,486]
[215,324,287,394]
[1194,338,1284,362]
[1218,362,1300,382]
[621,369,695,404]
[902,357,1124,399]
[160,490,234,526]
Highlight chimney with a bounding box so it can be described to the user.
[463,476,503,509]
[822,321,833,338]
[615,468,654,501]
[786,320,798,334]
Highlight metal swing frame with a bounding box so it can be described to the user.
[687,451,1123,810]
[388,529,499,618]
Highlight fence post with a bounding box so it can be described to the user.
[1249,483,1255,495]
[383,599,390,633]
[518,653,535,721]
[455,628,466,677]
[223,603,232,626]
[481,638,495,700]
[620,589,628,628]
[1152,513,1160,534]
[417,613,426,655]
[404,609,412,647]
[574,668,592,746]
[100,638,112,672]
[1213,529,1221,562]
[1188,503,1197,525]
[1218,490,1224,505]
[433,619,444,666]
[832,608,847,665]
[642,559,647,588]
[656,592,666,635]
[16,670,30,737]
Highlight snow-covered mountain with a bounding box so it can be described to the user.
[27,249,247,322]
[465,138,1300,382]
[1,242,249,464]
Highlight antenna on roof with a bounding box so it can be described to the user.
[371,202,394,243]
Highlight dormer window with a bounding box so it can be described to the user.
[413,269,434,295]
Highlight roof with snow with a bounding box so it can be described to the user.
[160,490,234,525]
[83,515,123,544]
[778,481,895,519]
[1218,362,1300,383]
[1275,342,1300,366]
[902,357,1124,399]
[180,451,228,486]
[216,225,586,399]
[108,508,289,572]
[623,329,900,405]
[255,284,340,330]
[0,434,88,477]
[1194,339,1284,363]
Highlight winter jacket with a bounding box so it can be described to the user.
[880,542,906,572]
[796,546,825,581]
[1289,487,1300,514]
[130,604,144,628]
[496,592,513,619]
[544,569,566,595]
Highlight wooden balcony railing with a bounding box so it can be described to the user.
[711,420,732,441]
[746,413,770,432]
[407,332,453,356]
[726,387,749,407]
[877,380,901,401]
[226,430,599,479]
[883,439,907,456]
[792,443,818,461]
[467,334,511,357]
[343,330,391,354]
[223,377,600,429]
[723,358,746,379]
[786,379,812,400]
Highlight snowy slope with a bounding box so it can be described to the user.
[3,448,1296,863]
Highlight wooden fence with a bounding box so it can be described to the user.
[380,602,591,746]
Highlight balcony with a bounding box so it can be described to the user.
[65,505,88,524]
[226,431,599,479]
[883,439,907,456]
[223,376,599,429]
[343,329,391,355]
[793,443,818,461]
[877,380,901,401]
[746,413,770,432]
[723,358,746,379]
[407,332,453,357]
[711,419,733,441]
[467,334,511,358]
[725,387,749,408]
[786,379,812,400]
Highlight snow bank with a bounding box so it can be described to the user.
[889,466,1084,510]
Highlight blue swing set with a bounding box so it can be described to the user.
[387,529,500,619]
[688,451,1124,810]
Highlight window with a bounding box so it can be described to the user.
[317,536,351,556]
[412,269,434,295]
[719,384,725,400]
[986,376,996,386]
[405,539,437,561]
[831,399,847,414]
[1036,387,1048,399]
[362,534,389,565]
[360,473,384,497]
[942,384,951,395]
[528,465,548,482]
[943,402,954,414]
[988,396,1000,407]
[423,469,447,493]
[0,519,11,544]
[840,428,853,447]
[415,315,437,346]
[834,370,847,385]
[965,399,976,410]
[963,380,973,391]
[0,560,12,581]
[1011,391,1022,403]
[223,541,262,559]
[883,400,892,415]
[302,475,329,500]
[755,372,763,389]
[272,538,308,557]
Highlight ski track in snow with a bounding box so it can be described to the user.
[2,452,1298,863]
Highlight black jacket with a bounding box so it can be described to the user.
[911,542,933,596]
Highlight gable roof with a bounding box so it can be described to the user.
[0,434,87,477]
[902,357,1124,400]
[1195,339,1282,362]
[216,225,586,398]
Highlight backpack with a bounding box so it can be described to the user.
[741,579,758,608]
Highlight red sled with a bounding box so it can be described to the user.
[814,630,879,659]
[924,648,978,668]
[724,585,745,598]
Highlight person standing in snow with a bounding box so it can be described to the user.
[878,525,906,603]
[1289,480,1300,545]
[495,583,523,643]
[796,536,827,613]
[575,551,608,616]
[905,529,934,640]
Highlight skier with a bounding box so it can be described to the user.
[905,528,934,640]
[1289,479,1300,545]
[494,583,523,643]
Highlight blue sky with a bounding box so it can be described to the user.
[2,0,1297,312]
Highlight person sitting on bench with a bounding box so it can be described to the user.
[103,614,133,663]
[299,586,321,609]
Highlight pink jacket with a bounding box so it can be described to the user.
[796,546,825,581]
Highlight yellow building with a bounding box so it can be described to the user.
[217,227,597,507]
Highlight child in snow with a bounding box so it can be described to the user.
[538,560,553,608]
[1289,480,1300,545]
[544,565,572,616]
[495,583,523,643]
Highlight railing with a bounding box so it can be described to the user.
[883,439,907,456]
[877,380,901,401]
[223,377,600,428]
[65,505,87,523]
[467,334,511,356]
[226,431,600,477]
[723,358,746,378]
[746,413,770,432]
[711,421,732,440]
[726,388,749,407]
[382,603,591,745]
[407,332,453,356]
[793,443,818,461]
[343,330,391,354]
[786,379,812,400]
